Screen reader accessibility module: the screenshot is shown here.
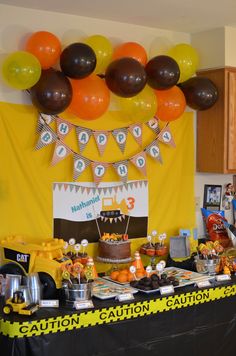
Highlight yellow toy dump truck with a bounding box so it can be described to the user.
[3,291,39,316]
[0,236,72,298]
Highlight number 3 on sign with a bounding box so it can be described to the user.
[127,197,135,210]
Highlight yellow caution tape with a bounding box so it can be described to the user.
[1,284,236,338]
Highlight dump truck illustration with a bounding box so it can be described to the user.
[0,235,72,298]
[100,196,128,217]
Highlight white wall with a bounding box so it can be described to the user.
[191,28,225,70]
[0,4,233,236]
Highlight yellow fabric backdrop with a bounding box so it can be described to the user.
[0,101,195,261]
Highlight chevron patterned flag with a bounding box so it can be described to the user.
[129,123,143,147]
[130,151,147,176]
[73,153,91,180]
[158,125,176,147]
[112,128,128,153]
[35,125,58,150]
[145,117,160,134]
[56,117,73,140]
[91,162,109,186]
[76,127,92,153]
[93,131,110,156]
[51,141,72,166]
[113,160,129,183]
[145,139,163,163]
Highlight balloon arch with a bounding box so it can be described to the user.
[1,31,218,121]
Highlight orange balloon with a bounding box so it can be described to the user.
[25,31,61,69]
[155,86,186,122]
[113,42,147,66]
[68,74,110,120]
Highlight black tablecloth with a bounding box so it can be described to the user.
[1,280,236,356]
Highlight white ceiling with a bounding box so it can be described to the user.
[1,0,236,34]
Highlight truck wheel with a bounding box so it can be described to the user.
[3,304,13,315]
[0,263,25,276]
[38,272,57,299]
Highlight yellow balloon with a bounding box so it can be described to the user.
[117,85,157,123]
[84,35,113,74]
[167,43,199,83]
[2,51,41,90]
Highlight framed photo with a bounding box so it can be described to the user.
[203,184,222,210]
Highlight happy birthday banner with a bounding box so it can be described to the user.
[36,114,175,185]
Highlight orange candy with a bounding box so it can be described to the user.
[117,273,128,283]
[110,271,120,281]
[127,272,134,282]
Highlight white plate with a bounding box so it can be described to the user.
[92,277,138,300]
[135,287,160,294]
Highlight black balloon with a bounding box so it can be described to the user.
[105,58,147,98]
[145,55,180,90]
[178,77,218,110]
[30,68,72,115]
[60,43,96,79]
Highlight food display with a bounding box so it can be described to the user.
[129,267,210,293]
[140,232,168,256]
[64,239,89,265]
[217,248,236,275]
[108,269,136,283]
[107,256,146,284]
[93,277,138,299]
[140,242,168,256]
[130,272,179,292]
[194,241,223,274]
[97,233,131,263]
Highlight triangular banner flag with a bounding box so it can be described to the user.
[145,139,163,163]
[73,153,91,181]
[41,113,55,125]
[37,114,46,133]
[146,117,160,134]
[91,162,109,186]
[113,160,129,183]
[158,125,176,147]
[56,117,73,140]
[129,123,143,146]
[35,125,58,150]
[130,151,147,176]
[51,141,72,166]
[76,127,92,153]
[112,128,128,153]
[93,131,110,156]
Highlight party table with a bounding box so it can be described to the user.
[1,279,236,356]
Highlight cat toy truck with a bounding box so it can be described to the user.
[0,235,72,298]
[3,290,39,316]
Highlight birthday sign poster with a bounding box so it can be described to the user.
[53,181,148,242]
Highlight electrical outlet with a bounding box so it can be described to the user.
[195,196,201,210]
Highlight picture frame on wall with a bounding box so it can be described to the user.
[203,184,222,210]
